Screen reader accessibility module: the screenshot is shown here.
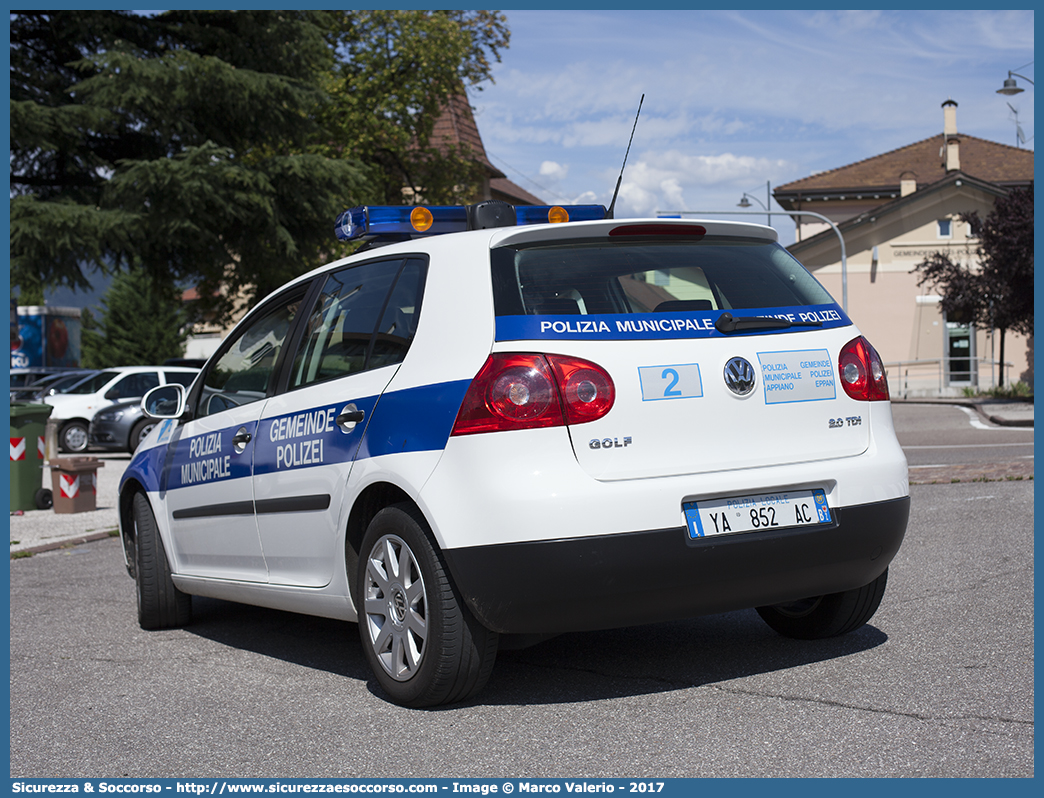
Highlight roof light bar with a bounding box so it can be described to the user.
[335,206,467,242]
[515,204,606,226]
[334,203,607,243]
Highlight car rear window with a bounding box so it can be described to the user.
[490,236,835,317]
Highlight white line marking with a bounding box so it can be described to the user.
[959,406,998,430]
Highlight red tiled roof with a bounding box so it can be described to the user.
[775,133,1033,196]
[491,177,543,206]
[430,93,504,179]
[428,92,545,205]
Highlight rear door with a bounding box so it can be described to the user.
[252,256,427,587]
[490,231,870,481]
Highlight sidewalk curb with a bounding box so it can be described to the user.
[11,530,117,558]
[892,398,1033,427]
[986,414,1034,428]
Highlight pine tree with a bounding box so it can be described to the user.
[81,268,188,368]
[10,11,510,324]
[10,11,372,323]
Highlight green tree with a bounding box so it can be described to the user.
[10,11,509,323]
[80,268,188,367]
[914,186,1034,386]
[10,10,370,324]
[318,11,510,204]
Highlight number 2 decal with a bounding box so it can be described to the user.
[661,368,681,397]
[639,364,703,401]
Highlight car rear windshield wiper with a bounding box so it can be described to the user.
[714,312,824,334]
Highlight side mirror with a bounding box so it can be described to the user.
[142,384,186,420]
[104,388,119,400]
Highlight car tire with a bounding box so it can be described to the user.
[357,503,498,708]
[756,568,888,640]
[132,491,191,630]
[34,487,53,510]
[59,420,89,453]
[129,419,156,453]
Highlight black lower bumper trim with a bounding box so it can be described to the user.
[443,496,909,635]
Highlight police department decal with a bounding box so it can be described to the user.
[757,349,836,404]
[495,304,849,342]
[180,433,231,484]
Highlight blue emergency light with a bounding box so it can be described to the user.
[335,202,607,244]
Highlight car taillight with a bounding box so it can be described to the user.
[839,336,890,401]
[546,355,615,424]
[451,353,615,436]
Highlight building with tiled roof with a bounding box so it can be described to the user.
[777,100,1033,395]
[429,92,544,206]
[776,99,1033,242]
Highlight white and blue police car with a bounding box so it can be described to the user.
[120,201,909,707]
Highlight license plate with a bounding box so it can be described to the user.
[683,488,832,539]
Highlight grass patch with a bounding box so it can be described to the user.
[962,382,1033,400]
[11,550,33,559]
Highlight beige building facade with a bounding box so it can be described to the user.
[776,100,1033,396]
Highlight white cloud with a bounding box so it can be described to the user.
[637,151,794,187]
[538,161,568,181]
[474,9,1032,240]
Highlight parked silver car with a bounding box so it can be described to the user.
[88,399,156,454]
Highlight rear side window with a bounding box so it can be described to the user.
[491,237,835,316]
[65,370,120,394]
[289,256,426,390]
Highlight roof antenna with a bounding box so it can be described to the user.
[606,94,644,219]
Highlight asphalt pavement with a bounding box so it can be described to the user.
[8,398,1032,556]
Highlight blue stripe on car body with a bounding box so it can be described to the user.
[120,378,474,496]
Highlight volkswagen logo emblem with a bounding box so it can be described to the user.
[724,357,756,396]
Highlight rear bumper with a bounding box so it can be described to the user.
[443,496,909,635]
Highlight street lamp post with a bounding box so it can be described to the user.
[997,62,1034,95]
[658,206,849,314]
[737,181,772,226]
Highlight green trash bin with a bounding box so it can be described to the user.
[10,401,54,511]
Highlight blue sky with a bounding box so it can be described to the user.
[468,9,1034,245]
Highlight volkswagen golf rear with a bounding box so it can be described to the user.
[121,204,908,708]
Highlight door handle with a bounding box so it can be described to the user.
[232,428,253,452]
[336,404,365,432]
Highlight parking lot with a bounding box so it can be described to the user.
[8,403,1033,778]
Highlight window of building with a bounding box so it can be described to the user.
[937,219,953,239]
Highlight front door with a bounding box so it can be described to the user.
[946,321,973,385]
[162,291,305,581]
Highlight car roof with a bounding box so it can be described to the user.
[221,215,784,345]
[101,364,200,372]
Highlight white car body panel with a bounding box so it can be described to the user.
[493,328,871,482]
[421,401,907,551]
[119,213,909,651]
